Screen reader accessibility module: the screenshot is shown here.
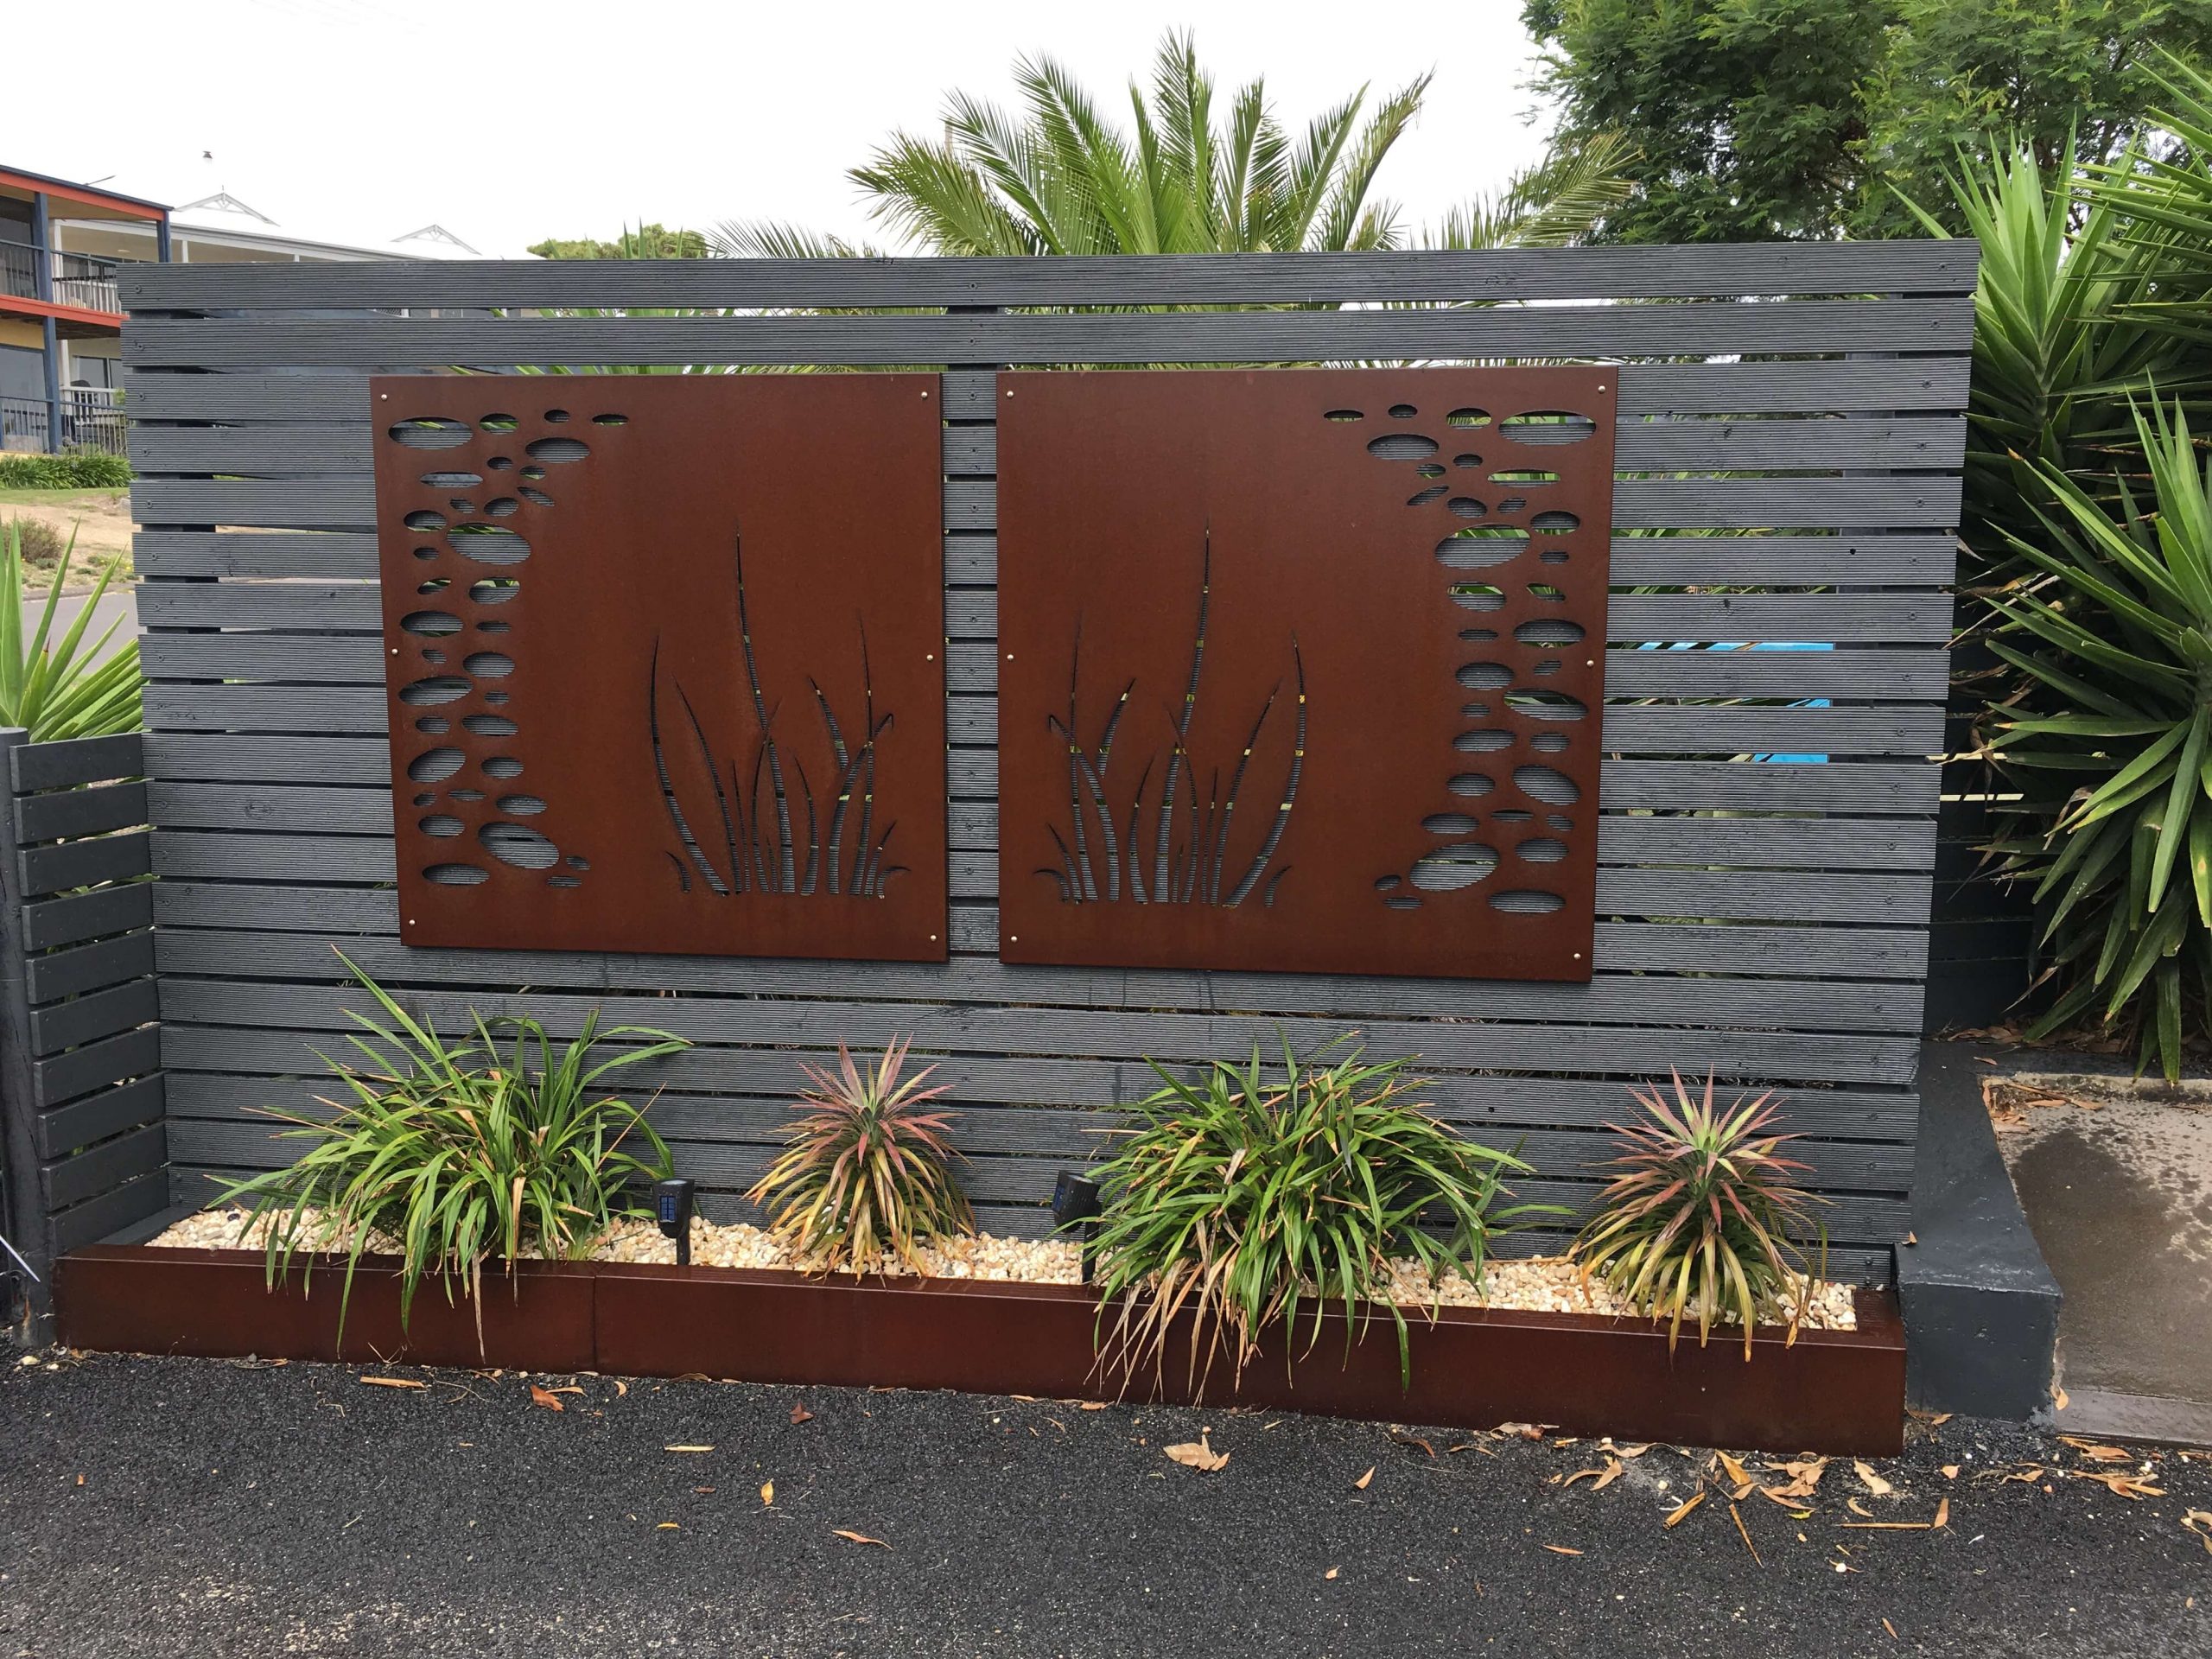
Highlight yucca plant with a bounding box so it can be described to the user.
[1570,1070,1824,1361]
[217,956,684,1341]
[747,1039,975,1272]
[2,520,143,741]
[1085,1038,1547,1395]
[1984,397,2212,1078]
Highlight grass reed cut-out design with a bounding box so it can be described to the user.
[1041,530,1306,907]
[651,530,902,898]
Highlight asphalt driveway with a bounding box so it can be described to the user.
[2,1352,2207,1658]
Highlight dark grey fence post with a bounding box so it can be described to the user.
[0,728,166,1341]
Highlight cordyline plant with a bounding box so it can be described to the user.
[1983,397,2212,1077]
[747,1039,975,1273]
[1570,1071,1825,1361]
[1085,1038,1548,1395]
[1,520,143,741]
[218,956,683,1344]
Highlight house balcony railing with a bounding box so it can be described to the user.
[0,237,124,315]
[1,389,126,458]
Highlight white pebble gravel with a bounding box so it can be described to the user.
[150,1205,1856,1331]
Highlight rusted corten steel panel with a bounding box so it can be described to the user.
[370,375,949,961]
[997,368,1617,981]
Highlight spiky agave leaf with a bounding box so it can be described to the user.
[1570,1069,1825,1361]
[747,1038,975,1272]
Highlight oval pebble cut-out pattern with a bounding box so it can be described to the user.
[1501,412,1597,444]
[425,863,489,886]
[1456,663,1511,690]
[1491,889,1567,912]
[449,527,531,565]
[464,651,516,677]
[481,822,559,869]
[1446,772,1494,797]
[1436,531,1526,570]
[463,713,518,736]
[497,794,548,816]
[390,417,472,448]
[407,747,465,782]
[1367,433,1438,460]
[1515,619,1585,645]
[1513,764,1580,804]
[1410,843,1499,892]
[1453,729,1514,753]
[402,611,461,636]
[525,435,591,464]
[419,815,464,837]
[400,676,470,706]
[1421,812,1480,836]
[1516,837,1568,863]
[1509,688,1588,721]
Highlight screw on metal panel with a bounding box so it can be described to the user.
[1006,652,1014,660]
[925,652,934,661]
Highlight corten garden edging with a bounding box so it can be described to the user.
[54,1246,1906,1454]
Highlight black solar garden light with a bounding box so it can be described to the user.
[655,1178,696,1268]
[1051,1170,1103,1283]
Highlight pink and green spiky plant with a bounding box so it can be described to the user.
[747,1038,974,1273]
[1569,1069,1827,1360]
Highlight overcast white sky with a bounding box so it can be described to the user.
[12,0,1555,257]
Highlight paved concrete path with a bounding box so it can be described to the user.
[22,588,135,665]
[2,1353,2207,1658]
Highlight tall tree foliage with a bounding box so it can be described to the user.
[528,224,709,260]
[718,32,1629,261]
[1524,0,2212,240]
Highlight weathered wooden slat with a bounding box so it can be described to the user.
[9,734,143,793]
[14,780,149,844]
[32,1026,162,1108]
[133,472,1964,533]
[35,1075,165,1161]
[21,882,154,952]
[48,1169,168,1255]
[25,931,156,1007]
[122,356,1975,427]
[16,830,151,898]
[29,977,157,1059]
[123,299,1975,370]
[156,986,1918,1086]
[39,1122,166,1211]
[149,931,1921,1034]
[145,881,1928,977]
[128,413,1967,478]
[159,1080,1910,1189]
[121,242,1979,310]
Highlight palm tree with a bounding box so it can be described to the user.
[715,33,1628,260]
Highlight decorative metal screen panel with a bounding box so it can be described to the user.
[998,368,1616,981]
[371,374,949,961]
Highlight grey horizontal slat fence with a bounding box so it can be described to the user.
[0,731,166,1335]
[121,242,1973,1284]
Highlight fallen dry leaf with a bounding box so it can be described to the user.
[1324,1567,1339,1580]
[1353,1467,1375,1491]
[2069,1470,2164,1500]
[1854,1460,1893,1497]
[1390,1432,1436,1459]
[1717,1451,1752,1489]
[831,1529,890,1548]
[1165,1432,1230,1473]
[1848,1497,1875,1518]
[2182,1510,2212,1555]
[528,1385,565,1413]
[1496,1421,1546,1441]
[1607,1441,1652,1459]
[359,1376,426,1390]
[1942,1465,1960,1480]
[760,1481,774,1506]
[1541,1545,1583,1556]
[790,1402,814,1426]
[693,1486,715,1495]
[1928,1413,1953,1427]
[614,1380,628,1398]
[1079,1402,1108,1411]
[1934,1497,1950,1530]
[1883,1618,1899,1640]
[1663,1491,1707,1529]
[657,1522,678,1530]
[665,1444,715,1453]
[2058,1436,2131,1464]
[2054,1386,2069,1411]
[1730,1500,1762,1566]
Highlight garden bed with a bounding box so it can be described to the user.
[54,1242,1904,1454]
